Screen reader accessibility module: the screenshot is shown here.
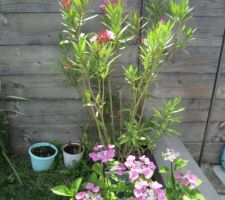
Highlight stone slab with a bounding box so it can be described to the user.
[153,135,220,200]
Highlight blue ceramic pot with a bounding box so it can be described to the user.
[221,148,225,169]
[28,142,58,172]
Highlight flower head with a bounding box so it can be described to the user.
[162,149,180,162]
[89,144,115,163]
[90,30,116,44]
[124,155,156,182]
[133,180,167,200]
[110,163,127,175]
[60,0,72,11]
[99,0,118,12]
[75,183,102,200]
[175,171,200,189]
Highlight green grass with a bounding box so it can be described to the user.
[0,154,92,200]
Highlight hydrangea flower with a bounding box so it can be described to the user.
[110,163,127,175]
[89,144,115,163]
[175,171,199,189]
[162,149,180,162]
[75,183,103,200]
[133,180,167,200]
[99,0,118,12]
[90,30,116,44]
[60,0,72,11]
[124,155,156,181]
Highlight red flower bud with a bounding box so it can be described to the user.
[60,0,72,11]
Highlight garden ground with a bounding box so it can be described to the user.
[0,154,92,200]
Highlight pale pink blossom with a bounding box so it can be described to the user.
[175,171,199,189]
[89,144,115,163]
[162,149,180,162]
[124,155,156,182]
[75,183,102,200]
[133,180,167,200]
[110,163,126,175]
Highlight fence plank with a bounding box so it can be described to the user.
[1,73,225,99]
[4,99,225,127]
[184,142,224,164]
[0,45,224,75]
[0,45,138,75]
[0,13,224,46]
[9,124,83,154]
[0,0,140,13]
[1,0,224,17]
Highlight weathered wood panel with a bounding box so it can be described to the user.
[177,122,225,143]
[190,0,225,17]
[9,125,83,154]
[0,0,141,13]
[1,0,224,17]
[0,45,224,75]
[9,123,225,155]
[184,143,224,164]
[146,98,225,122]
[1,73,225,99]
[4,99,225,126]
[0,45,138,75]
[163,46,225,74]
[0,13,224,46]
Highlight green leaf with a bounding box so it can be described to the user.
[92,163,103,176]
[194,193,206,200]
[51,185,73,197]
[71,177,83,195]
[174,158,188,171]
[159,166,170,174]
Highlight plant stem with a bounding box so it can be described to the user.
[108,78,115,142]
[130,77,151,122]
[119,91,123,136]
[171,162,176,191]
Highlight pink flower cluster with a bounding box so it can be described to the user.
[99,0,118,12]
[60,0,72,11]
[110,163,126,175]
[134,180,167,200]
[175,171,199,189]
[75,183,102,200]
[90,30,116,44]
[89,144,115,163]
[125,155,156,182]
[162,149,180,163]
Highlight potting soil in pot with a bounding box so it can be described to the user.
[64,144,81,154]
[31,146,56,157]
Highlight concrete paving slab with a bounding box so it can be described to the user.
[213,165,225,185]
[153,135,220,200]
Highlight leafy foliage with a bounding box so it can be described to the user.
[59,0,195,160]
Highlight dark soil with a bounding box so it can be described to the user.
[64,144,82,155]
[31,146,56,157]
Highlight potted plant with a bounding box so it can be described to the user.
[63,142,85,167]
[28,142,58,171]
[58,0,195,161]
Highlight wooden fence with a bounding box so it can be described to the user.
[0,0,225,163]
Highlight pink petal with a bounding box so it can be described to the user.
[86,182,94,190]
[75,192,86,200]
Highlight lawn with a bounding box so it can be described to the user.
[0,153,92,200]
